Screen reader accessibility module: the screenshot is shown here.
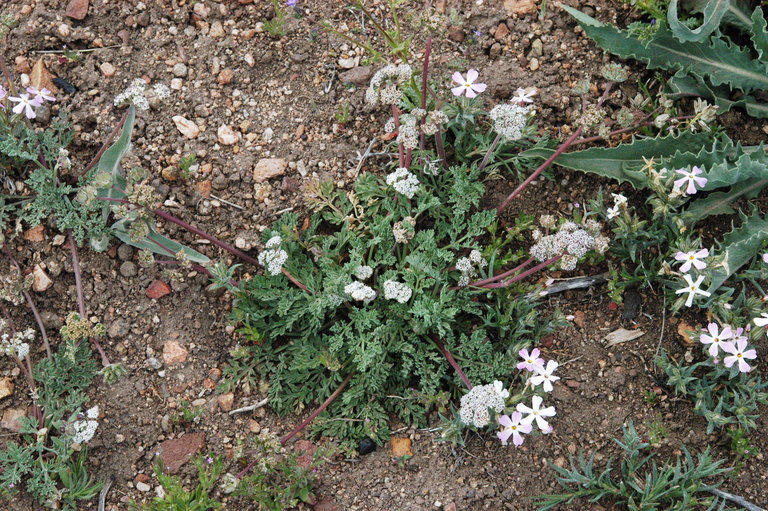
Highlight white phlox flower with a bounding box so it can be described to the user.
[675,273,711,307]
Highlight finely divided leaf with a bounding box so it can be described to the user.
[562,5,768,93]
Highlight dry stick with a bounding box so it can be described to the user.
[74,109,130,180]
[571,115,695,147]
[392,104,405,168]
[67,232,110,366]
[4,250,52,358]
[497,82,615,213]
[708,488,766,511]
[235,372,355,479]
[418,37,433,152]
[431,336,472,390]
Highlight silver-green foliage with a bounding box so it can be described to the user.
[563,3,768,118]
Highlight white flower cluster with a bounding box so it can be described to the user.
[489,103,532,141]
[459,381,508,428]
[530,220,609,271]
[365,64,412,107]
[68,406,99,444]
[396,114,419,150]
[344,281,377,303]
[114,78,171,111]
[456,249,487,286]
[0,321,33,360]
[393,216,416,243]
[386,168,420,199]
[257,235,288,276]
[383,280,412,303]
[422,110,448,136]
[354,265,373,280]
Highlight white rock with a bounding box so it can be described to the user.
[217,125,240,146]
[262,127,274,142]
[172,116,200,139]
[58,23,72,37]
[170,78,183,90]
[253,158,287,183]
[32,265,53,292]
[338,56,358,69]
[136,482,151,492]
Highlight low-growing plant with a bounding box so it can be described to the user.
[535,421,731,510]
[129,455,223,511]
[179,153,198,179]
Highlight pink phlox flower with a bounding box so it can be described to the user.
[699,323,733,358]
[516,395,556,432]
[451,69,487,98]
[722,338,757,373]
[763,253,768,264]
[674,248,709,273]
[26,86,55,103]
[9,93,41,119]
[675,273,711,307]
[511,87,536,104]
[516,348,544,371]
[497,411,532,446]
[673,166,707,195]
[530,360,560,393]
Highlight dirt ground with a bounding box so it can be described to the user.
[1,0,766,510]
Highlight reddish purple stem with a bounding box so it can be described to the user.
[480,255,562,289]
[431,336,472,390]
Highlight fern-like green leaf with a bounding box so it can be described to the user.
[562,5,768,93]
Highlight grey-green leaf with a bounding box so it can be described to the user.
[667,0,729,42]
[681,178,768,225]
[111,218,211,264]
[95,106,136,224]
[521,132,711,188]
[751,6,768,62]
[667,73,768,118]
[706,212,768,293]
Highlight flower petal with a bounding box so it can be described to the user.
[466,69,479,83]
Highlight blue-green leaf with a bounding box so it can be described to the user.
[667,0,730,42]
[706,212,768,293]
[111,218,211,264]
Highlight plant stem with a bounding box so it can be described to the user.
[496,82,615,213]
[434,131,447,167]
[431,336,472,390]
[392,104,404,167]
[3,249,52,358]
[470,257,534,287]
[481,255,562,289]
[419,37,432,151]
[236,372,355,479]
[478,133,502,173]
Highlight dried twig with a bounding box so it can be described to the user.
[98,476,114,511]
[528,272,609,299]
[228,397,269,415]
[709,488,766,511]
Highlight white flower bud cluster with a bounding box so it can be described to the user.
[257,235,288,276]
[459,382,507,428]
[114,78,171,111]
[422,110,448,136]
[530,221,609,270]
[68,406,99,444]
[456,249,487,286]
[393,216,416,243]
[0,321,33,360]
[489,103,532,140]
[386,168,420,199]
[383,280,412,303]
[344,281,377,303]
[354,265,373,280]
[396,114,419,150]
[366,64,412,107]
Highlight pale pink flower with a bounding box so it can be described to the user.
[673,166,707,195]
[497,411,532,446]
[699,323,733,358]
[674,248,709,273]
[722,338,757,373]
[762,253,768,264]
[26,86,55,103]
[451,69,487,98]
[516,395,556,432]
[0,86,6,108]
[9,93,42,119]
[516,348,544,371]
[511,87,536,104]
[530,360,560,393]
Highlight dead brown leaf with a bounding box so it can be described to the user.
[30,59,58,94]
[677,320,696,346]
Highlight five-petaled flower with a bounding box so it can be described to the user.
[674,248,709,273]
[511,87,536,104]
[606,205,619,220]
[530,360,560,393]
[754,313,768,329]
[516,395,556,432]
[451,69,487,98]
[673,166,707,195]
[699,323,733,357]
[493,380,510,399]
[516,348,544,371]
[9,93,42,119]
[675,274,711,307]
[722,338,757,373]
[26,86,55,103]
[497,412,532,446]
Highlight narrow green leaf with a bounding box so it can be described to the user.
[521,132,711,188]
[706,212,768,293]
[562,5,768,93]
[667,0,729,42]
[111,218,211,264]
[95,106,136,224]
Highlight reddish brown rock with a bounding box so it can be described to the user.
[217,393,234,412]
[504,0,536,15]
[217,68,234,85]
[23,224,45,242]
[65,0,89,20]
[294,439,317,469]
[158,433,205,473]
[314,498,340,511]
[494,23,510,41]
[0,408,26,432]
[146,280,172,299]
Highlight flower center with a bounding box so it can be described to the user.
[691,286,697,291]
[465,83,471,87]
[737,354,743,358]
[689,255,695,260]
[688,173,695,179]
[511,426,517,431]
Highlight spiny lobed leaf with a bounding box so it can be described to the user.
[667,0,731,42]
[562,5,768,93]
[706,211,768,293]
[522,131,711,188]
[668,73,768,118]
